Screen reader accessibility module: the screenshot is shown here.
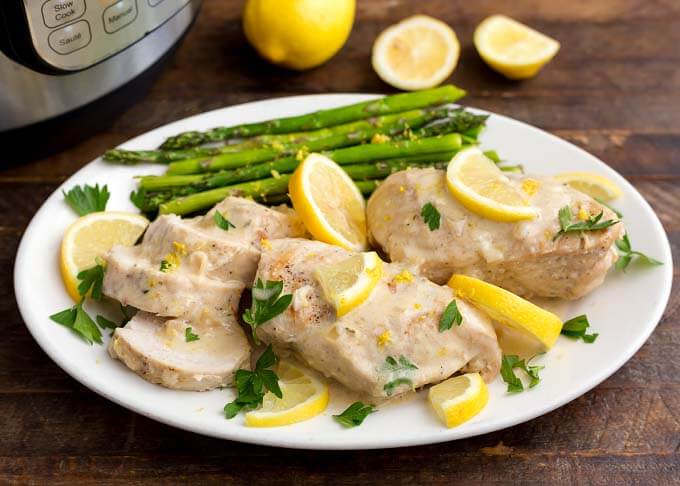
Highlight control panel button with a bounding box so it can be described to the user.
[47,19,91,55]
[148,0,165,6]
[103,0,138,34]
[41,0,86,28]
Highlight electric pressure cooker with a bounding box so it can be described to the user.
[0,0,201,158]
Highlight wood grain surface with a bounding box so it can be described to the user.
[2,1,679,484]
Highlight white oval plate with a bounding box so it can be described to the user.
[14,95,673,450]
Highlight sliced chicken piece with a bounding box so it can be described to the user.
[104,197,305,390]
[367,168,624,300]
[109,311,249,391]
[103,247,244,320]
[254,238,501,399]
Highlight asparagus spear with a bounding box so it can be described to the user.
[138,151,457,192]
[165,108,452,175]
[105,107,485,165]
[264,179,381,205]
[158,176,292,215]
[159,85,466,149]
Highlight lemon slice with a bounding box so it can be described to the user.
[446,147,537,222]
[314,251,383,317]
[448,274,562,352]
[289,153,367,251]
[474,15,560,80]
[428,372,488,428]
[553,172,623,201]
[372,15,460,91]
[61,212,149,301]
[245,361,329,427]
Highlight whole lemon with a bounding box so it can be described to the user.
[243,0,355,70]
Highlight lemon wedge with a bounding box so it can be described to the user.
[474,15,560,80]
[245,361,329,427]
[289,153,368,251]
[314,252,383,317]
[428,372,488,428]
[61,211,148,301]
[372,15,460,91]
[446,147,537,222]
[448,274,562,352]
[553,172,623,201]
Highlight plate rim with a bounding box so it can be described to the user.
[13,93,674,450]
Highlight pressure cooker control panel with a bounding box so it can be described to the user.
[22,0,192,71]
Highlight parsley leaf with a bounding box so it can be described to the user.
[224,345,282,419]
[595,197,623,218]
[334,402,376,428]
[77,263,105,300]
[561,314,599,343]
[615,233,662,271]
[50,300,103,345]
[96,315,119,330]
[214,211,236,231]
[159,259,173,272]
[420,202,441,231]
[553,205,619,241]
[383,355,418,396]
[185,327,200,342]
[63,184,110,216]
[439,299,463,332]
[500,355,544,393]
[242,279,293,342]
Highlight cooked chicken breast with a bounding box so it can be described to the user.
[104,197,304,390]
[254,238,501,399]
[367,168,624,300]
[109,312,249,391]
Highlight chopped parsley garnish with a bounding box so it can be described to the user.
[439,299,463,332]
[615,233,662,271]
[96,315,119,330]
[483,150,501,164]
[50,261,109,344]
[214,211,235,231]
[50,301,102,345]
[159,259,173,272]
[561,315,598,343]
[595,197,623,218]
[185,327,200,342]
[553,205,619,241]
[333,402,376,428]
[224,345,282,419]
[242,279,292,342]
[383,355,418,396]
[77,262,105,300]
[63,184,110,216]
[420,202,441,231]
[500,355,543,393]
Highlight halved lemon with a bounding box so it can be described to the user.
[446,147,537,222]
[314,251,383,317]
[289,153,367,251]
[61,212,149,301]
[245,361,329,427]
[553,172,623,201]
[474,15,560,80]
[372,15,460,91]
[448,274,562,352]
[428,372,488,428]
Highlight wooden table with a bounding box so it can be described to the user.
[2,1,678,483]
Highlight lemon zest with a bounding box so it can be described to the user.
[393,269,414,284]
[260,238,272,251]
[377,330,392,347]
[521,179,540,196]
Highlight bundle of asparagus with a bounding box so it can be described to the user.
[104,85,506,216]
